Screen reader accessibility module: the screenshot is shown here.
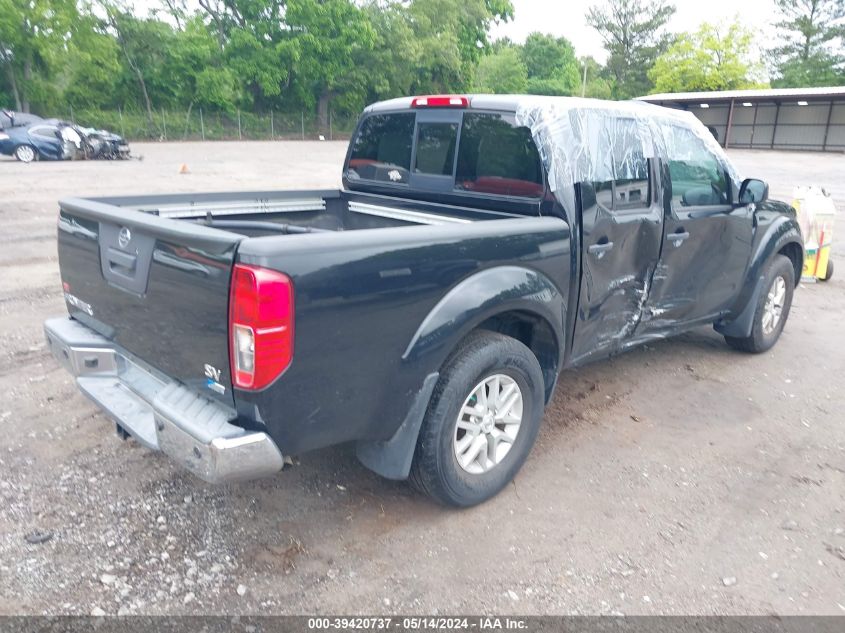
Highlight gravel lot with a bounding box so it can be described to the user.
[1,142,843,616]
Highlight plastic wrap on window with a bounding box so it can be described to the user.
[514,96,741,220]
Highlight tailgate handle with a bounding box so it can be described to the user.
[106,247,138,275]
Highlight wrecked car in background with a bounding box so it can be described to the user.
[75,126,131,160]
[0,114,131,162]
[0,123,75,162]
[44,95,803,508]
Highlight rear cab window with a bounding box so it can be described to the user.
[345,108,546,207]
[346,113,414,184]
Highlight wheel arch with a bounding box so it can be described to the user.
[473,310,560,404]
[778,241,803,288]
[715,216,802,338]
[402,265,566,402]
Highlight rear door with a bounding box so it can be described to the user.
[57,198,242,406]
[569,119,664,364]
[643,126,753,328]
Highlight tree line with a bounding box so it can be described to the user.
[1,0,843,134]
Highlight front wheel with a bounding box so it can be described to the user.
[725,254,795,353]
[14,144,36,163]
[409,331,545,507]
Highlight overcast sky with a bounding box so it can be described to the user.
[490,0,775,62]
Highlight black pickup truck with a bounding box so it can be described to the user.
[45,94,803,507]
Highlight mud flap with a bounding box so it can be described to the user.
[355,372,439,480]
[714,274,765,338]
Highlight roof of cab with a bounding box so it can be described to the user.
[363,94,689,121]
[364,94,529,113]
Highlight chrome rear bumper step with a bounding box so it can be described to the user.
[44,316,284,484]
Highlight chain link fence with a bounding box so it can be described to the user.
[66,107,359,142]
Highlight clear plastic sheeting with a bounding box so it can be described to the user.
[514,96,741,220]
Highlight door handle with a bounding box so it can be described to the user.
[588,241,614,258]
[106,247,138,275]
[669,230,690,247]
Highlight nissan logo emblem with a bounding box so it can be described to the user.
[118,227,131,248]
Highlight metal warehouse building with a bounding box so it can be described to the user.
[638,87,845,152]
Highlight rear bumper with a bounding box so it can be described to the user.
[44,316,285,484]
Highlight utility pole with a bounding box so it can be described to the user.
[581,61,587,98]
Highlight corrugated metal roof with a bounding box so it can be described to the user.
[637,86,845,103]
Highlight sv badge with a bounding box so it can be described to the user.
[204,364,225,394]
[204,364,222,381]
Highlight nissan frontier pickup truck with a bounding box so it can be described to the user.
[44,95,803,507]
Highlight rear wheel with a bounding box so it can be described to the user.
[725,254,795,353]
[409,331,545,507]
[14,144,36,163]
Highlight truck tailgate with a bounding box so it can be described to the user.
[56,197,242,407]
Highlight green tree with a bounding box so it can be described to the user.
[287,0,375,130]
[0,0,78,112]
[521,33,581,95]
[362,1,419,100]
[586,0,676,99]
[649,21,767,92]
[196,0,297,109]
[164,16,238,111]
[405,0,513,93]
[102,6,177,130]
[474,47,528,93]
[457,0,514,71]
[771,0,845,87]
[63,10,124,110]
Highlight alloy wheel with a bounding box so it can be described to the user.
[453,374,523,474]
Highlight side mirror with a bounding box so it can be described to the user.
[739,178,768,204]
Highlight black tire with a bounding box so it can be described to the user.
[409,330,545,507]
[14,144,36,163]
[725,254,795,353]
[820,259,833,282]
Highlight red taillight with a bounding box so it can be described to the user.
[411,95,469,108]
[229,264,294,390]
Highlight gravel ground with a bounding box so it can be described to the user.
[0,142,843,616]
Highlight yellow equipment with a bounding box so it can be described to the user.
[792,186,835,282]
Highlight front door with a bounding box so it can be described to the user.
[643,126,753,330]
[569,122,664,365]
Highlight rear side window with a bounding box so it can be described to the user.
[346,113,414,184]
[30,125,59,140]
[591,118,651,212]
[455,113,544,198]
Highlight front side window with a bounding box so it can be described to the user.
[346,113,414,184]
[665,126,729,207]
[455,113,543,198]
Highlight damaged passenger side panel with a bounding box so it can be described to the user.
[567,117,664,365]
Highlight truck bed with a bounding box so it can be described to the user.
[86,189,526,237]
